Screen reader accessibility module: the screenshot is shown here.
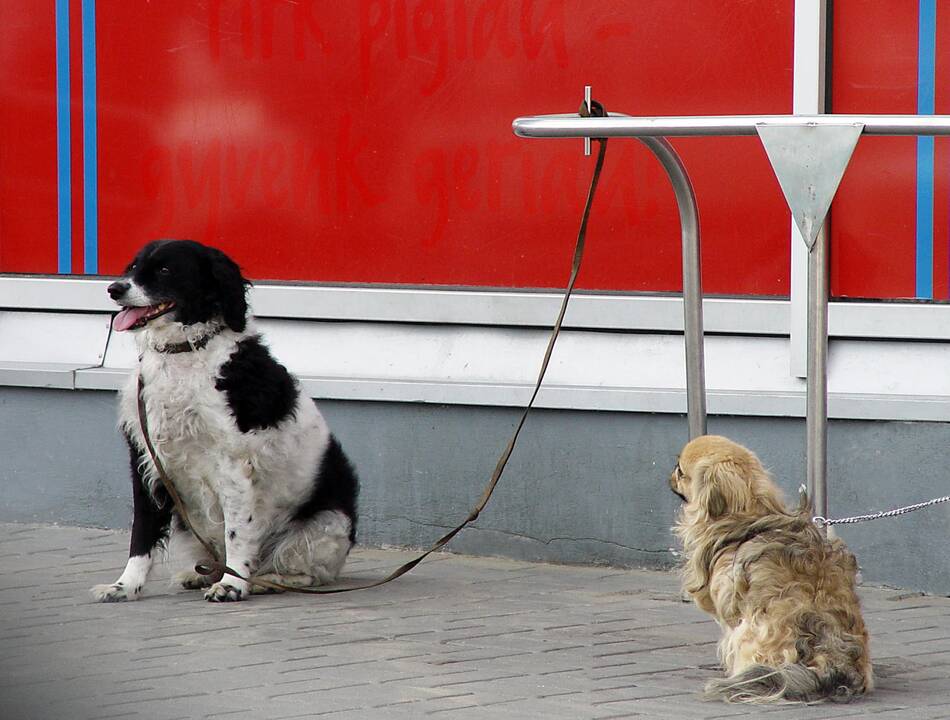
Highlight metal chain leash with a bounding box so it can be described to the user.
[814,493,950,527]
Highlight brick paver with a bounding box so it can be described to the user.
[2,523,950,719]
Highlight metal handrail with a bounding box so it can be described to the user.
[514,113,950,137]
[512,108,950,527]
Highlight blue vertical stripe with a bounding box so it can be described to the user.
[54,0,71,274]
[917,136,935,298]
[82,0,98,274]
[916,0,937,299]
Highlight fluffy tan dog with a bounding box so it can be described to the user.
[670,435,873,703]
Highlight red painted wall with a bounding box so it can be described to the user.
[831,2,920,299]
[0,2,59,273]
[3,1,796,294]
[830,1,950,300]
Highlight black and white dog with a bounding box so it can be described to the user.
[91,239,359,603]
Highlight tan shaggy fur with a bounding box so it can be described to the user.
[670,435,873,703]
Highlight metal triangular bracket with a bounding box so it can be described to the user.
[756,123,864,250]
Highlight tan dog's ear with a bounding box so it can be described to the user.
[696,460,749,518]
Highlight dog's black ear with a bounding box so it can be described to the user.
[208,249,250,332]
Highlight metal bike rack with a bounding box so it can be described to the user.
[512,100,950,523]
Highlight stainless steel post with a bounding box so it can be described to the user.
[637,137,707,438]
[806,226,829,524]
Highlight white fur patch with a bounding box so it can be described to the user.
[118,279,153,308]
[90,554,152,602]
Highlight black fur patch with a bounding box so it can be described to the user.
[292,434,359,543]
[119,239,251,332]
[215,336,298,433]
[126,434,172,558]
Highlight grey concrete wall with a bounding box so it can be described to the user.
[2,386,949,594]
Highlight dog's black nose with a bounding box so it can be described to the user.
[108,281,130,300]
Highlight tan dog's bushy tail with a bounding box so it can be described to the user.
[704,663,864,704]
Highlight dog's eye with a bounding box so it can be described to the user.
[158,267,171,276]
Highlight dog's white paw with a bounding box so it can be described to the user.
[174,570,213,590]
[90,582,142,602]
[204,580,247,602]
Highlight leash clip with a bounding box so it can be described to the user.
[579,85,607,155]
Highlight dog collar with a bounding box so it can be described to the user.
[154,328,221,354]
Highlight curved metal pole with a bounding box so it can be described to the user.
[514,112,707,438]
[636,137,707,439]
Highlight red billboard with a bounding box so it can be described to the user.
[3,1,801,295]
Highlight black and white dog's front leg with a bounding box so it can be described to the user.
[91,437,171,602]
[204,460,259,602]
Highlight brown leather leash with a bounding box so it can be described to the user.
[136,101,610,595]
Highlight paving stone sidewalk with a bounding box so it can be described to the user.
[2,523,950,720]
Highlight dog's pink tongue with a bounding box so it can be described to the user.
[113,306,150,331]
